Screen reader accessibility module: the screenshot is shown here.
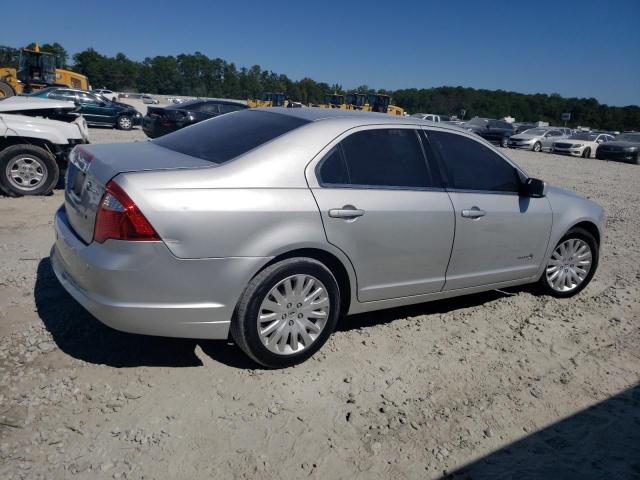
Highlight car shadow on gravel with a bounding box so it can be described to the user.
[34,257,257,369]
[445,384,640,479]
[35,256,527,369]
[337,289,515,332]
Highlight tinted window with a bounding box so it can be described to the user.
[429,131,520,192]
[197,103,220,114]
[78,92,100,104]
[339,129,432,188]
[218,104,245,114]
[48,89,76,101]
[318,147,349,185]
[154,110,310,164]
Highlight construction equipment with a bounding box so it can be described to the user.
[366,94,405,116]
[344,92,369,111]
[318,94,347,109]
[247,92,289,108]
[0,44,89,99]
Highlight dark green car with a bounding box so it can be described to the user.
[26,87,142,130]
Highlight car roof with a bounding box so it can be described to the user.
[258,107,469,133]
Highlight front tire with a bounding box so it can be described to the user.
[0,80,15,99]
[0,144,59,197]
[230,258,341,368]
[538,227,598,298]
[500,136,509,148]
[582,147,591,158]
[117,115,133,130]
[533,142,542,152]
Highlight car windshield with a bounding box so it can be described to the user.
[153,110,310,164]
[569,133,597,141]
[523,128,548,135]
[615,133,640,142]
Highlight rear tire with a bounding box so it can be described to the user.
[537,227,598,298]
[582,147,591,158]
[117,115,133,130]
[230,258,341,368]
[0,144,59,197]
[0,81,15,99]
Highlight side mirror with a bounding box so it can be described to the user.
[520,177,547,198]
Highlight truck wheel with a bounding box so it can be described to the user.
[117,115,133,130]
[0,145,59,197]
[0,81,15,99]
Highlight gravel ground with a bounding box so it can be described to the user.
[1,127,639,479]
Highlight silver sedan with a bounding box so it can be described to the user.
[52,108,605,367]
[508,127,567,152]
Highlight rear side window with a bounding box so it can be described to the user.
[322,129,432,188]
[154,110,310,164]
[429,130,520,193]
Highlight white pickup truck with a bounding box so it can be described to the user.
[0,97,89,196]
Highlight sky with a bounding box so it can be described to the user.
[3,0,639,106]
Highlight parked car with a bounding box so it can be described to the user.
[141,94,159,104]
[411,113,450,122]
[142,99,247,138]
[474,119,516,147]
[462,117,490,133]
[51,108,604,367]
[27,87,142,130]
[513,123,536,134]
[0,96,88,196]
[92,89,118,102]
[595,132,640,164]
[552,132,615,158]
[508,127,567,152]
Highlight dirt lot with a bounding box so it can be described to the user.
[1,127,639,479]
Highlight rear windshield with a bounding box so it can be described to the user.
[153,110,310,164]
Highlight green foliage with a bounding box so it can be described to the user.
[1,43,638,130]
[394,86,640,131]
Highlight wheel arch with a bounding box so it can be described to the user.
[569,220,601,245]
[256,247,355,315]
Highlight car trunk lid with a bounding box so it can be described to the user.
[64,141,213,244]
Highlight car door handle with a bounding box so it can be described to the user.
[461,207,486,218]
[329,206,365,219]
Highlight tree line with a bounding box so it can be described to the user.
[1,43,638,131]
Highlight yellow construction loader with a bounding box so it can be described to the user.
[247,92,289,108]
[0,44,89,98]
[366,94,405,116]
[318,93,347,109]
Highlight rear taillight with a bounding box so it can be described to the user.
[94,180,160,243]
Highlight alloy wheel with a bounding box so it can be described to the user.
[545,238,592,293]
[6,156,47,192]
[257,274,330,355]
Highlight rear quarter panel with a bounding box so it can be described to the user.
[117,172,328,259]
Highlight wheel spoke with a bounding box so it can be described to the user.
[257,274,330,355]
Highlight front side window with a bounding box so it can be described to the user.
[318,128,433,188]
[78,92,100,104]
[429,130,520,193]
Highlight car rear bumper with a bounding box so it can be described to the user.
[51,207,270,339]
[141,116,176,138]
